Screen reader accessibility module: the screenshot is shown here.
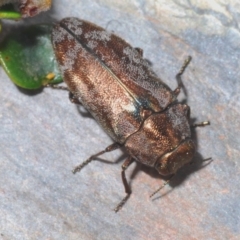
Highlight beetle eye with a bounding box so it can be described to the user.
[154,153,171,175]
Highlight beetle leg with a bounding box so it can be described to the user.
[68,92,82,105]
[174,56,192,96]
[191,121,210,128]
[46,84,69,91]
[72,142,121,174]
[46,84,82,105]
[114,157,134,212]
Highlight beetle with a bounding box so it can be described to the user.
[51,18,209,212]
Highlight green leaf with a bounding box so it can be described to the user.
[0,4,21,20]
[0,10,21,19]
[0,24,63,89]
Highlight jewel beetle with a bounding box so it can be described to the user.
[52,18,209,212]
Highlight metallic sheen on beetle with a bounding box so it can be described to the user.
[52,18,196,211]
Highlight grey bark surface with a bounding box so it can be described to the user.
[0,1,239,239]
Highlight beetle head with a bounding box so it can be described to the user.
[154,139,195,175]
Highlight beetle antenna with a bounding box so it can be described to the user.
[191,121,210,128]
[150,176,173,198]
[174,56,192,96]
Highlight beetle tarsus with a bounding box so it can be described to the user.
[174,56,192,96]
[72,157,93,174]
[72,142,121,174]
[114,194,131,213]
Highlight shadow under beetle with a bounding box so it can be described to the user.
[51,18,209,212]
